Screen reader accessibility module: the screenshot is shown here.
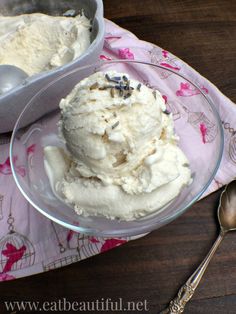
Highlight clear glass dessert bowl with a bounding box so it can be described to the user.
[10,60,224,237]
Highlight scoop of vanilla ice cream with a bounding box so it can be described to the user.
[59,71,180,194]
[44,71,192,220]
[0,13,91,76]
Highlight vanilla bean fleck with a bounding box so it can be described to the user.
[90,82,98,90]
[112,121,120,129]
[110,88,115,98]
[105,74,120,84]
[137,83,142,91]
[99,85,114,90]
[153,91,157,99]
[119,81,125,89]
[105,73,110,81]
[124,93,131,99]
[124,80,130,90]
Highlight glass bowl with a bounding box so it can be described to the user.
[10,60,224,237]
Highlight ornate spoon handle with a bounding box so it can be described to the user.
[160,230,226,314]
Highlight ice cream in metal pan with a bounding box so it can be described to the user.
[0,12,91,76]
[44,71,192,221]
[0,0,105,133]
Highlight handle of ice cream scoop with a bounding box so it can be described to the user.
[159,231,225,313]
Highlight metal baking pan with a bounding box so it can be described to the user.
[0,0,105,133]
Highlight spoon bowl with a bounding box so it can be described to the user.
[0,65,28,95]
[218,180,236,232]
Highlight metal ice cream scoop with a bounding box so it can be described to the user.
[0,65,28,95]
[160,179,236,313]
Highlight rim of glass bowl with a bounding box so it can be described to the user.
[10,60,224,237]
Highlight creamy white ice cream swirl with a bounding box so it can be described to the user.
[44,71,192,220]
[0,13,91,76]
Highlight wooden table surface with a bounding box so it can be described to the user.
[1,1,236,313]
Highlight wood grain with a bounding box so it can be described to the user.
[0,1,236,313]
[104,0,236,103]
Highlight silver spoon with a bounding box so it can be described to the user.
[160,180,236,314]
[0,65,28,95]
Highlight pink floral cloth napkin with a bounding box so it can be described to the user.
[0,19,235,281]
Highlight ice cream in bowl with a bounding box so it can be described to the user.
[10,60,223,237]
